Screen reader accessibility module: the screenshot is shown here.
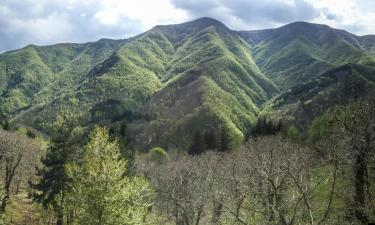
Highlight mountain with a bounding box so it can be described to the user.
[0,39,128,119]
[262,63,375,129]
[1,17,374,150]
[239,22,375,91]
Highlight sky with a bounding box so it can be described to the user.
[1,0,375,52]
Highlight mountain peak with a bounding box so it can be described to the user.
[278,21,333,32]
[190,17,225,25]
[152,17,228,32]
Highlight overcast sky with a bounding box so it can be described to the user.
[1,0,375,52]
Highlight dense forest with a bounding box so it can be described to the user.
[0,17,375,225]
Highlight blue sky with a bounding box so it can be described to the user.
[1,0,374,52]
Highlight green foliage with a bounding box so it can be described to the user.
[241,22,375,91]
[266,63,375,130]
[308,114,330,143]
[204,129,218,150]
[29,140,74,215]
[188,131,206,155]
[2,18,375,152]
[251,116,282,137]
[0,39,127,117]
[66,127,154,225]
[148,147,170,162]
[29,113,82,222]
[287,125,300,141]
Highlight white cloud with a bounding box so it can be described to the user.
[93,0,188,28]
[0,0,374,52]
[0,0,187,52]
[305,0,375,35]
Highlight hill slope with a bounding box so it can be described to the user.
[263,63,375,129]
[0,39,128,120]
[239,22,375,91]
[8,18,278,150]
[1,18,374,150]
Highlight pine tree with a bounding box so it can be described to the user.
[29,134,78,225]
[29,117,82,225]
[204,130,217,150]
[109,120,135,175]
[66,127,153,225]
[188,131,206,155]
[219,127,230,152]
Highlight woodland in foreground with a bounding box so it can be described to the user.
[0,98,374,225]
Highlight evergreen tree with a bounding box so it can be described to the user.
[204,130,218,150]
[252,116,282,137]
[29,114,82,225]
[188,131,206,155]
[219,127,230,152]
[29,134,79,225]
[66,127,153,225]
[109,120,135,175]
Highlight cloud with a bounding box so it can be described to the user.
[306,0,375,35]
[0,0,187,52]
[171,0,320,30]
[0,0,374,52]
[171,0,375,34]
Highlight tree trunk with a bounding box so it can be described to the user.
[211,200,223,224]
[56,212,63,225]
[353,150,368,224]
[195,204,204,225]
[0,180,11,213]
[0,191,9,213]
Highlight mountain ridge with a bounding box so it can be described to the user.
[1,17,374,150]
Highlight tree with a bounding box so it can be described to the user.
[141,152,219,225]
[204,130,218,150]
[30,135,78,225]
[109,120,135,175]
[188,131,206,155]
[137,135,339,225]
[329,99,375,224]
[0,130,40,213]
[30,111,84,225]
[219,127,230,152]
[148,147,170,164]
[251,116,282,137]
[66,127,153,225]
[286,125,300,141]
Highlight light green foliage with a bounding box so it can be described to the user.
[0,39,126,119]
[149,147,170,163]
[66,127,153,225]
[241,22,375,91]
[2,18,375,151]
[287,125,300,140]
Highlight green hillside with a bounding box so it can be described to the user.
[7,18,277,150]
[0,39,127,120]
[263,63,375,130]
[239,22,375,91]
[1,18,374,150]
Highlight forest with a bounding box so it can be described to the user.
[0,98,374,225]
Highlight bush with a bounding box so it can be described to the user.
[149,147,170,163]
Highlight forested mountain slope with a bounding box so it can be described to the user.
[1,17,374,150]
[0,39,128,119]
[263,63,375,129]
[239,22,375,91]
